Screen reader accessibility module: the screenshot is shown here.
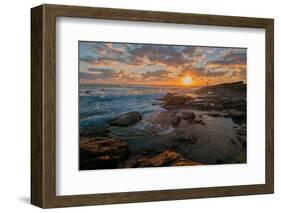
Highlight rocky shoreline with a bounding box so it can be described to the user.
[80,81,247,170]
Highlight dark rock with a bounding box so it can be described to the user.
[228,109,246,124]
[195,119,205,125]
[158,93,175,101]
[122,150,200,168]
[178,111,205,125]
[216,159,224,164]
[196,81,246,97]
[161,94,193,109]
[149,111,181,129]
[222,99,246,111]
[180,111,195,123]
[172,116,181,127]
[236,132,247,149]
[109,112,142,126]
[237,128,246,136]
[174,134,198,145]
[237,136,247,149]
[208,112,221,117]
[79,137,130,170]
[80,125,110,137]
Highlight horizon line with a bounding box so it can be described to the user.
[79,80,246,87]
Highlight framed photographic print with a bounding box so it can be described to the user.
[31,4,274,208]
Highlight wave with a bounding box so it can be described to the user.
[79,84,195,130]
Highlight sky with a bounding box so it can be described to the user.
[79,41,246,86]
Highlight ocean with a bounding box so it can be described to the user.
[79,84,195,131]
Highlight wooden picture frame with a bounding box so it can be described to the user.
[31,4,274,208]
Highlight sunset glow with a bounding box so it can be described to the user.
[79,42,246,86]
[182,76,192,86]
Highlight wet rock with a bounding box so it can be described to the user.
[228,109,246,124]
[80,125,110,137]
[236,125,246,149]
[183,82,247,112]
[237,137,246,149]
[122,150,199,168]
[195,119,205,125]
[174,134,198,145]
[208,112,222,117]
[180,111,196,123]
[79,137,130,170]
[161,94,193,109]
[149,111,181,129]
[109,111,142,126]
[172,117,181,127]
[236,127,246,136]
[158,93,175,100]
[178,111,205,125]
[196,81,246,97]
[222,99,246,111]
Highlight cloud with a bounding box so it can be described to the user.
[181,67,228,78]
[79,42,247,85]
[198,70,228,77]
[80,43,133,66]
[129,45,196,67]
[142,69,171,81]
[208,52,246,66]
[87,67,115,73]
[80,68,117,80]
[203,50,247,81]
[81,43,210,69]
[80,67,145,83]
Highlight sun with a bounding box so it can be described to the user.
[182,76,192,86]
